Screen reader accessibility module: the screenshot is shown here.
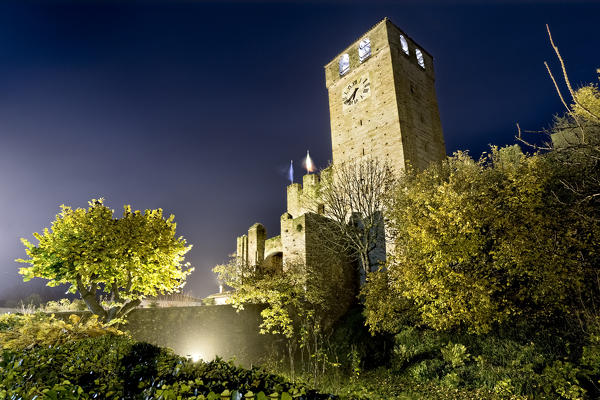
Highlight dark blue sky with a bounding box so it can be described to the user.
[1,0,599,302]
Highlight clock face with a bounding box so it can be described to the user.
[342,74,371,110]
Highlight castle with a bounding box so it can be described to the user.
[235,18,445,278]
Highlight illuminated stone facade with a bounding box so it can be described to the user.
[325,18,445,172]
[235,18,445,280]
[236,173,331,273]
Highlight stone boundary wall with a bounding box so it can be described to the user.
[57,304,275,367]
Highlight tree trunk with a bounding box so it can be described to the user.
[116,299,141,320]
[76,276,107,320]
[313,332,319,387]
[75,276,141,323]
[288,341,295,380]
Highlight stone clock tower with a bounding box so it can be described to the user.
[324,18,445,172]
[226,18,449,298]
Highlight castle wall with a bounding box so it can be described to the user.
[303,212,357,324]
[286,173,323,218]
[280,212,307,268]
[286,183,303,218]
[236,173,327,274]
[247,223,266,267]
[263,235,283,273]
[236,234,248,266]
[57,305,272,368]
[264,235,282,257]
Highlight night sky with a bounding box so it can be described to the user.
[1,0,599,303]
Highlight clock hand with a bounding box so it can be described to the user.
[344,87,360,105]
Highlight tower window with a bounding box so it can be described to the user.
[400,35,409,55]
[358,38,371,63]
[415,48,425,69]
[339,53,350,76]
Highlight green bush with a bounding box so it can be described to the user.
[541,361,585,400]
[0,333,335,399]
[328,305,393,373]
[0,312,124,350]
[440,343,469,368]
[386,326,593,398]
[409,359,445,382]
[335,367,507,400]
[392,326,447,370]
[42,298,87,312]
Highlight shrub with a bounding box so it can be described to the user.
[441,343,470,368]
[0,313,124,349]
[0,332,335,399]
[541,361,585,400]
[387,325,593,398]
[0,312,124,350]
[392,326,447,370]
[43,298,73,312]
[328,305,393,373]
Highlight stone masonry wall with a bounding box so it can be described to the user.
[325,18,445,173]
[57,305,273,368]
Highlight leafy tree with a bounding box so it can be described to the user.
[215,258,307,377]
[214,254,353,382]
[517,30,600,345]
[548,85,600,210]
[17,199,193,323]
[366,145,600,334]
[361,268,415,334]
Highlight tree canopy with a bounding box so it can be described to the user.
[17,199,193,322]
[364,82,600,335]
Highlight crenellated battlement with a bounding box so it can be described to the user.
[236,172,327,271]
[286,172,324,218]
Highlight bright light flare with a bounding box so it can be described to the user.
[288,160,294,183]
[185,340,218,363]
[304,150,314,173]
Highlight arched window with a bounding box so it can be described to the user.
[339,53,350,76]
[400,35,409,55]
[358,37,371,63]
[415,48,425,69]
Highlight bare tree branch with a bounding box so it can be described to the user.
[547,24,600,122]
[315,159,395,279]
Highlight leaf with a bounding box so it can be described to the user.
[256,392,268,400]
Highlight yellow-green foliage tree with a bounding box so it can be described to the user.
[214,259,307,377]
[365,142,600,334]
[17,199,193,323]
[214,256,352,381]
